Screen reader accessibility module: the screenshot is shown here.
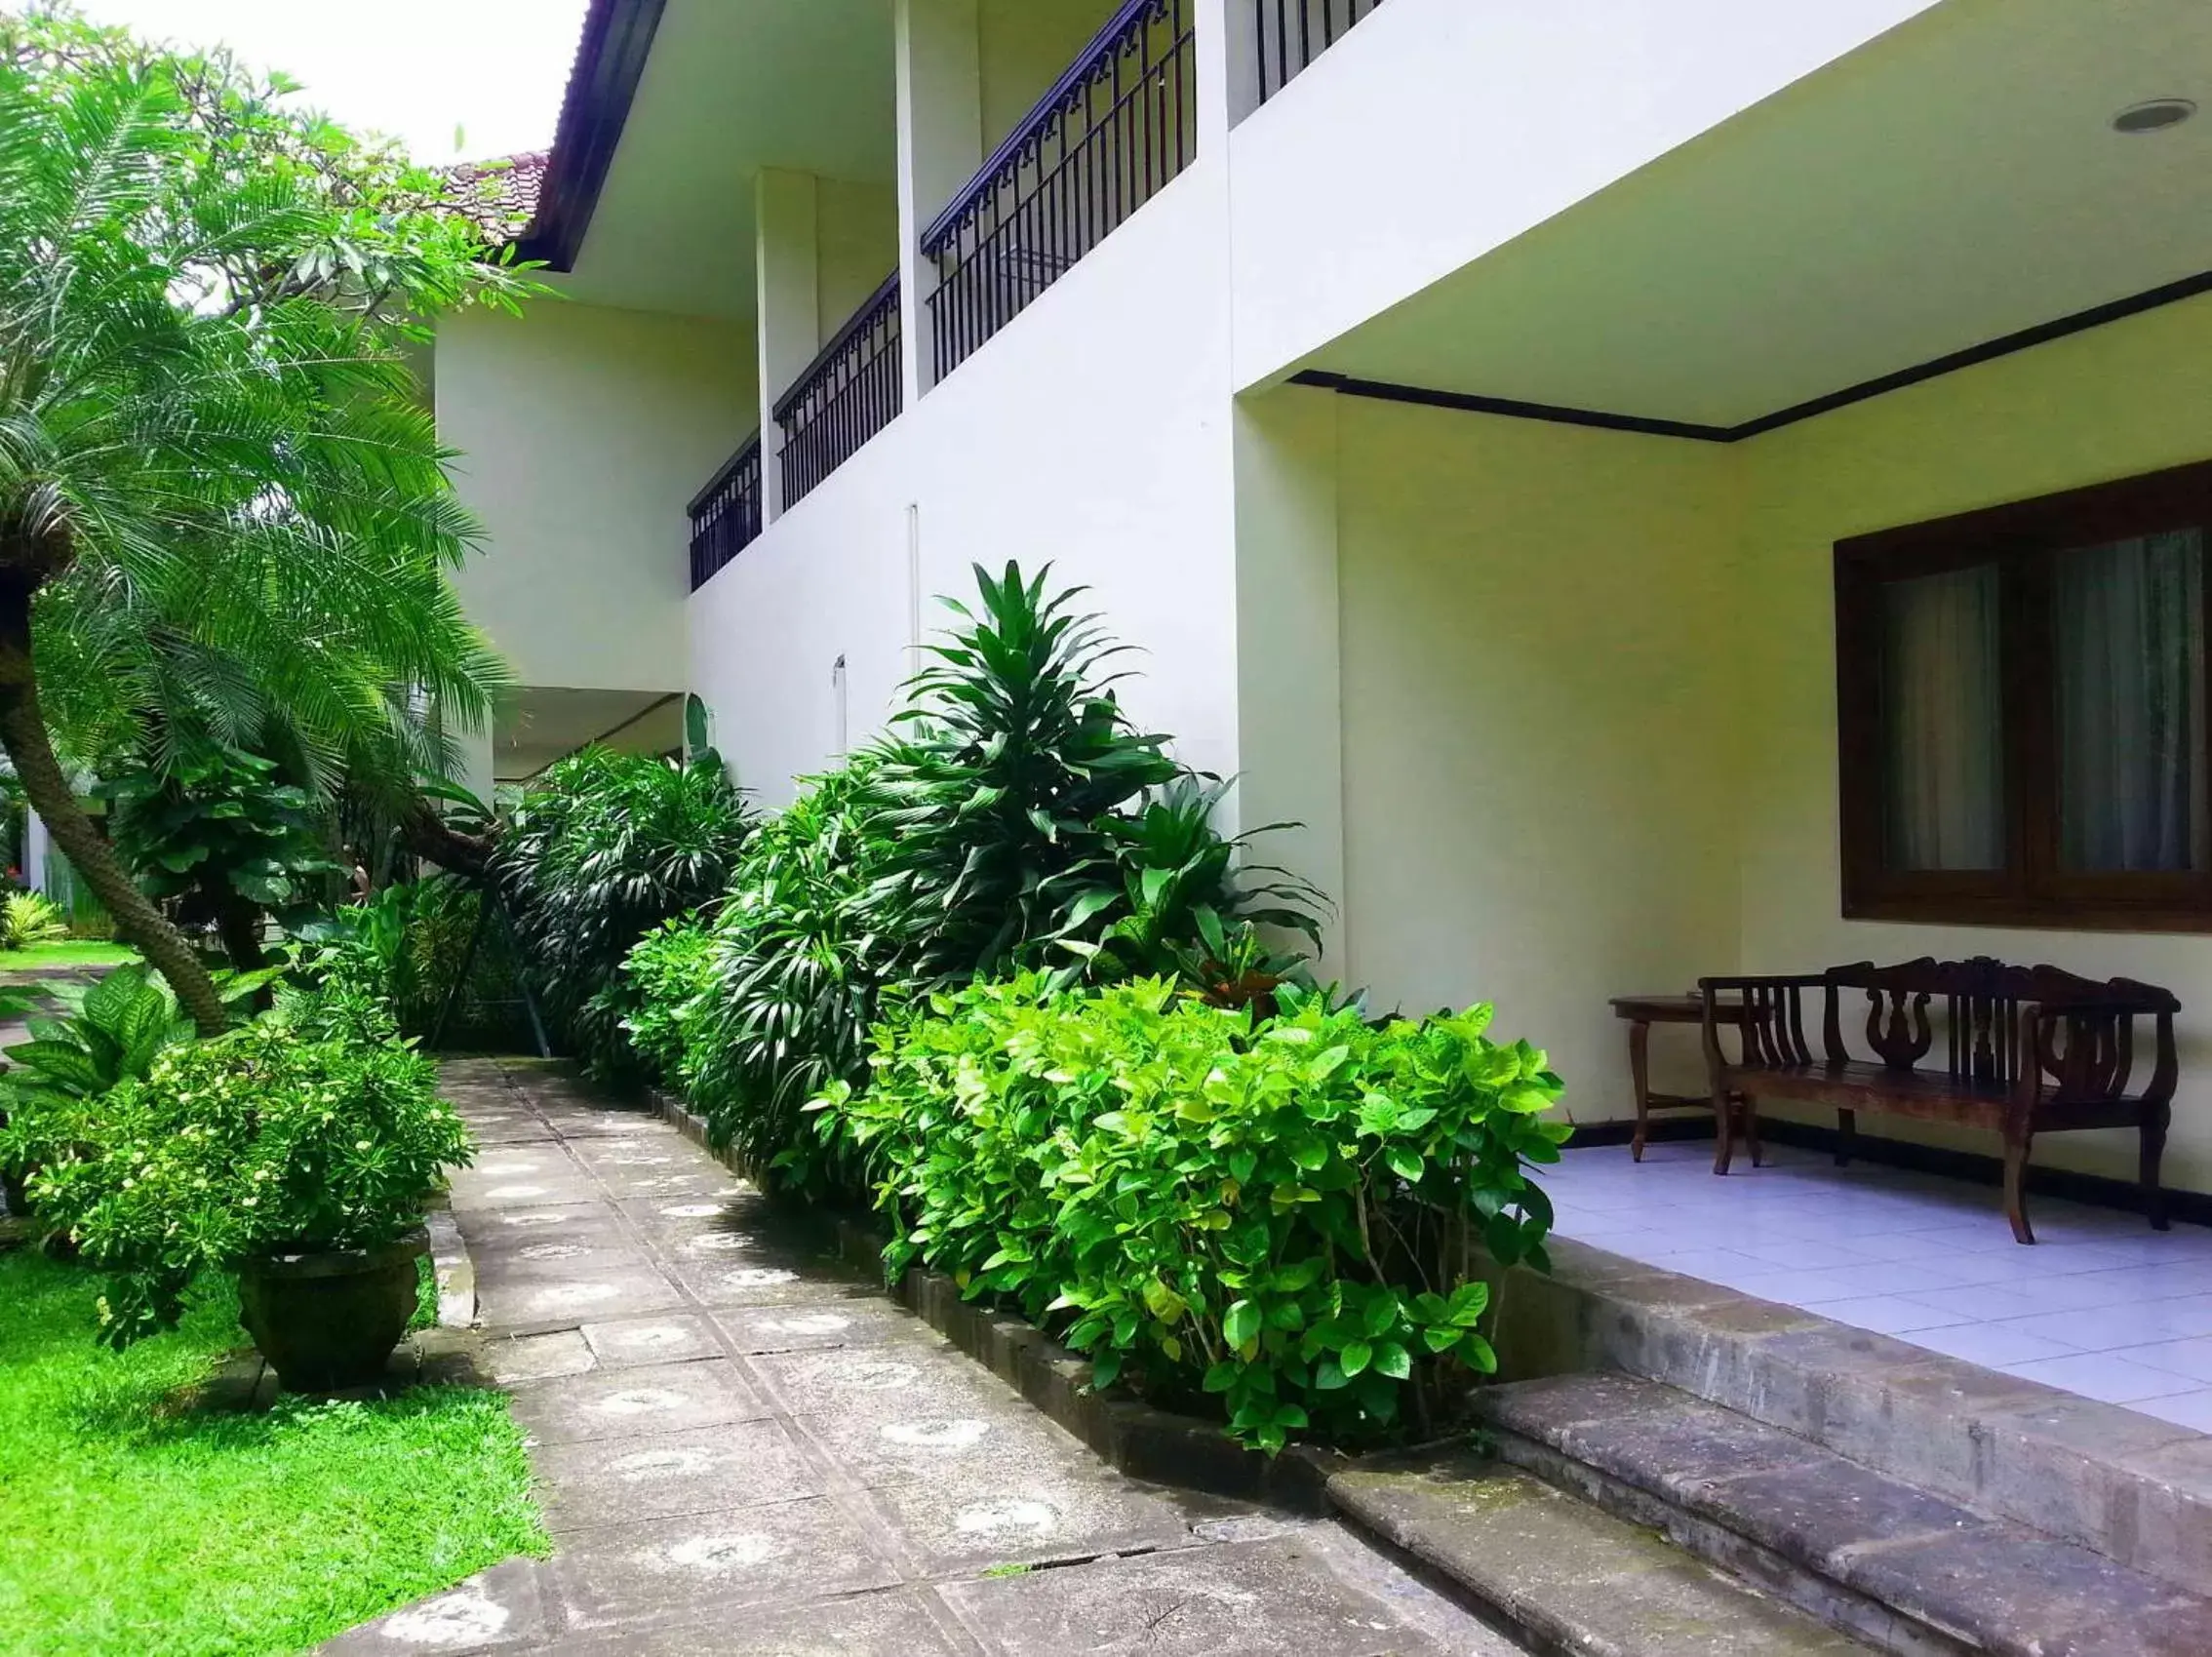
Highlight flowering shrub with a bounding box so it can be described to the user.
[810,976,1567,1452]
[2,1008,471,1347]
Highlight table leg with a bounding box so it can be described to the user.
[1628,1018,1652,1163]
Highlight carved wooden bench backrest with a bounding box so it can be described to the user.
[1819,956,2179,1100]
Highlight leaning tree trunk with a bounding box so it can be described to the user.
[0,631,229,1034]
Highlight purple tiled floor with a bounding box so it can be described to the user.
[1543,1139,2212,1428]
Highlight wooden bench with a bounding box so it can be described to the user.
[1696,958,2180,1244]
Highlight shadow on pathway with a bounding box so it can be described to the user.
[326,1058,1518,1657]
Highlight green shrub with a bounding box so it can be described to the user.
[498,749,751,1074]
[100,742,342,967]
[0,963,198,1108]
[811,976,1567,1453]
[1,1002,472,1347]
[615,917,715,1085]
[853,564,1180,986]
[678,754,902,1189]
[0,888,68,949]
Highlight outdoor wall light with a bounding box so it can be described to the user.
[2112,98,2196,134]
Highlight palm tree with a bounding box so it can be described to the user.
[0,18,533,1028]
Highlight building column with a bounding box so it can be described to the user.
[893,0,982,405]
[755,167,822,523]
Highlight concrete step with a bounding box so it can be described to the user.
[1472,1371,2212,1657]
[1329,1454,1876,1657]
[1487,1236,2212,1596]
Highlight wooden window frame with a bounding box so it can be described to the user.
[1836,458,2212,932]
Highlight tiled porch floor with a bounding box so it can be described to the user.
[1542,1138,2212,1430]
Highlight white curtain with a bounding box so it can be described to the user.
[1882,564,2004,871]
[2055,529,2206,872]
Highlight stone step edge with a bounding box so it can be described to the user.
[1474,1387,1972,1657]
[641,1086,1342,1515]
[1325,1456,1877,1657]
[1489,1234,2212,1597]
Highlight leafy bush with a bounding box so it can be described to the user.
[1,995,471,1347]
[0,888,68,950]
[855,564,1179,985]
[100,743,342,967]
[306,876,531,1047]
[0,964,198,1108]
[677,755,902,1189]
[498,749,751,1073]
[811,976,1567,1452]
[616,918,715,1085]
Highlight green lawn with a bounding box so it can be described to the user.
[0,939,140,975]
[0,1249,547,1656]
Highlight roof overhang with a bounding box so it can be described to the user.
[513,0,666,273]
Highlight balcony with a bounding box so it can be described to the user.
[1250,0,1386,106]
[922,0,1198,378]
[688,432,763,592]
[772,273,903,509]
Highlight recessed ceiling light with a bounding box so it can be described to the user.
[2113,98,2196,134]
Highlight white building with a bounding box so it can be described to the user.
[436,0,2212,1201]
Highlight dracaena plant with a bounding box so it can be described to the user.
[856,563,1180,985]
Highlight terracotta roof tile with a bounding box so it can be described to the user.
[447,149,548,245]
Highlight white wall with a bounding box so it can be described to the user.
[977,0,1120,154]
[815,178,901,337]
[438,299,758,694]
[1330,395,1746,1119]
[1224,0,1941,389]
[690,161,1240,807]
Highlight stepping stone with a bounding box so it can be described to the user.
[528,1588,968,1655]
[580,1313,723,1368]
[940,1534,1457,1657]
[868,1458,1193,1573]
[544,1494,899,1632]
[512,1359,770,1445]
[533,1419,823,1531]
[322,1558,551,1653]
[714,1298,944,1355]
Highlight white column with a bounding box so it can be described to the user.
[1233,387,1348,982]
[893,0,982,404]
[22,809,50,896]
[755,167,822,523]
[1194,0,1236,157]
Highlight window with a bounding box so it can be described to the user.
[1836,459,2212,929]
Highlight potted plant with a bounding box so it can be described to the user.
[0,983,473,1388]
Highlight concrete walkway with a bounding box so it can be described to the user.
[331,1058,1518,1656]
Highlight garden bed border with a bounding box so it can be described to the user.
[643,1085,1343,1514]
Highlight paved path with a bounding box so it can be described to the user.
[331,1058,1519,1657]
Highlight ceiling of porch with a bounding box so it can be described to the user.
[494,688,683,785]
[560,0,896,324]
[1294,0,2212,429]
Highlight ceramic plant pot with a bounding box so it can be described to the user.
[236,1227,429,1393]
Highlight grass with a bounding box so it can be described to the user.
[0,939,139,974]
[0,1248,548,1656]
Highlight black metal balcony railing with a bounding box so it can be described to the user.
[687,432,763,590]
[922,0,1196,379]
[773,273,903,507]
[1253,0,1385,105]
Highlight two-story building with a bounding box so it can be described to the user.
[436,0,2212,1208]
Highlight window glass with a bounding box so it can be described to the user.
[1879,564,2004,871]
[2054,529,2207,872]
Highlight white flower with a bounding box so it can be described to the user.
[241,1196,257,1208]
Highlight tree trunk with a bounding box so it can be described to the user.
[0,636,229,1034]
[212,887,267,973]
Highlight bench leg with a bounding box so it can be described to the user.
[2143,1105,2172,1233]
[1628,1019,1652,1164]
[2003,1126,2036,1245]
[1836,1108,1856,1168]
[1713,1085,1737,1176]
[1742,1095,1763,1168]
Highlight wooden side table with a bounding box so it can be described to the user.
[1608,992,1756,1167]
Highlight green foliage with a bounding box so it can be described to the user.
[2,992,472,1347]
[100,742,342,954]
[676,754,902,1188]
[0,888,67,950]
[0,1248,546,1657]
[617,918,716,1084]
[498,749,752,1074]
[810,976,1568,1452]
[305,875,528,1046]
[0,962,197,1107]
[857,564,1181,985]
